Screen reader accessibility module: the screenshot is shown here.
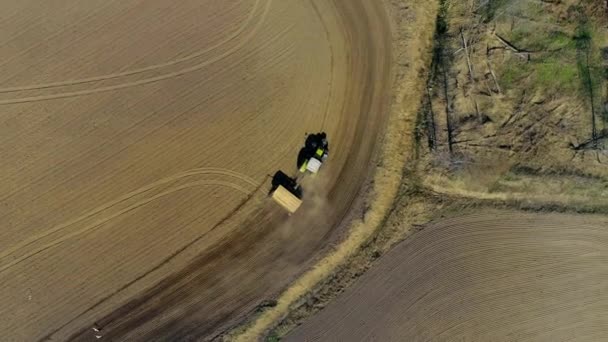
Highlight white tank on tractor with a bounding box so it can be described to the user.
[305,157,322,173]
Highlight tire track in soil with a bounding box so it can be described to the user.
[0,168,258,274]
[66,206,281,342]
[309,0,335,129]
[0,0,273,105]
[0,0,262,94]
[0,180,253,274]
[39,177,267,342]
[66,1,393,340]
[1,0,393,340]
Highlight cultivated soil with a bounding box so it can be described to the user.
[287,211,608,342]
[0,1,393,340]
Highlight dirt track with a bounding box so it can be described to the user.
[0,1,392,340]
[287,211,608,342]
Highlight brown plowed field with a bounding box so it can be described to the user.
[0,1,392,340]
[287,211,608,342]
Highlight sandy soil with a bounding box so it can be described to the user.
[0,0,392,340]
[287,211,608,342]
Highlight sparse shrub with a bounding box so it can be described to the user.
[534,59,579,92]
[499,60,532,91]
[510,28,574,52]
[266,332,280,342]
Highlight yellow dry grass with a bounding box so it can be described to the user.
[424,172,608,209]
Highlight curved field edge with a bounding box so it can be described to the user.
[224,1,441,340]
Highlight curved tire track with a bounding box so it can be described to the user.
[308,0,335,129]
[0,0,273,106]
[38,178,266,342]
[63,1,394,340]
[0,168,257,272]
[0,0,394,340]
[0,0,263,94]
[0,179,257,274]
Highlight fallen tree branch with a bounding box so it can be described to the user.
[487,45,507,55]
[495,33,527,52]
[486,59,502,94]
[494,33,531,60]
[472,97,483,123]
[461,29,475,81]
[570,133,608,151]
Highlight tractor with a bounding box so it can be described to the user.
[270,132,328,214]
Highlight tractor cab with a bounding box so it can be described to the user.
[297,132,329,174]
